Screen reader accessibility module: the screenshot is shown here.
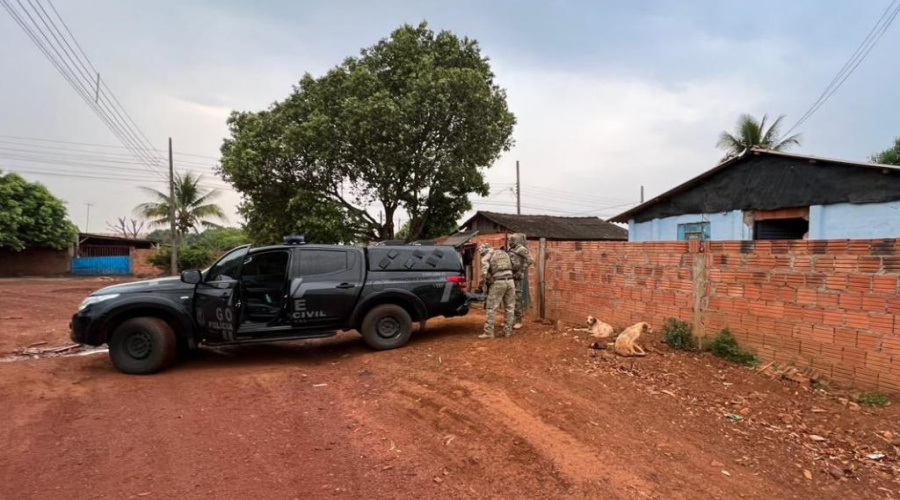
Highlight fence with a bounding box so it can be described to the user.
[471,236,900,392]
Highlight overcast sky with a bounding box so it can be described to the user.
[1,0,899,234]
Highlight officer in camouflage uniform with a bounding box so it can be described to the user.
[478,243,515,339]
[507,233,534,329]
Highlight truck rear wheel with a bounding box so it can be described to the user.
[108,317,177,374]
[361,304,413,350]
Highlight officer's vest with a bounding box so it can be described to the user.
[489,250,513,279]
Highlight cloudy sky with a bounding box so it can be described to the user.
[1,0,899,234]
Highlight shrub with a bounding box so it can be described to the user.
[662,318,696,351]
[708,329,758,366]
[856,392,889,408]
[147,245,215,272]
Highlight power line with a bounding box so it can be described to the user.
[0,140,220,169]
[1,0,169,178]
[785,0,900,134]
[0,134,220,161]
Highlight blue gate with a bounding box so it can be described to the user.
[71,256,131,275]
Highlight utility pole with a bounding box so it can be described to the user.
[84,203,94,233]
[640,185,645,203]
[168,138,177,276]
[516,160,521,215]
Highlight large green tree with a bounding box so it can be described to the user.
[135,172,227,239]
[0,170,78,251]
[220,22,516,244]
[871,137,900,165]
[717,114,801,160]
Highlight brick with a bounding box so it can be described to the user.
[846,274,873,292]
[813,256,835,271]
[801,309,823,324]
[856,332,883,351]
[845,311,870,329]
[865,351,893,372]
[833,255,858,272]
[797,288,817,305]
[825,274,848,290]
[858,256,882,273]
[816,291,840,309]
[861,294,887,312]
[822,310,845,327]
[842,346,867,367]
[872,275,898,294]
[879,373,900,392]
[839,292,863,310]
[834,327,857,348]
[869,313,894,335]
[883,336,900,355]
[883,256,900,272]
[854,367,880,388]
[812,325,835,345]
[820,344,844,364]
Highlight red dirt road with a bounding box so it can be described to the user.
[1,278,898,499]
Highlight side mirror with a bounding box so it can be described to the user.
[181,269,202,284]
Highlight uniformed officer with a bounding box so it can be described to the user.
[507,233,534,329]
[478,243,516,338]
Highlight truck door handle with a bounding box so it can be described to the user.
[336,283,355,289]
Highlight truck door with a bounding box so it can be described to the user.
[288,248,363,330]
[194,245,249,342]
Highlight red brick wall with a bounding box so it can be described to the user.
[497,237,900,392]
[703,240,900,393]
[0,248,71,277]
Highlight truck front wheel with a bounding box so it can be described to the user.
[108,317,177,374]
[360,304,413,350]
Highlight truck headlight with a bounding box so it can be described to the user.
[78,294,119,311]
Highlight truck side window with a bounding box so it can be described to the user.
[299,250,348,276]
[205,247,248,282]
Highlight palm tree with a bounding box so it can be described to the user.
[717,114,801,160]
[135,172,226,241]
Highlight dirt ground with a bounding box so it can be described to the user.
[1,278,898,499]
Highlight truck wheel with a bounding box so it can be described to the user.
[108,317,177,374]
[361,304,413,350]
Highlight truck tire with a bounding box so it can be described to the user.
[361,304,413,350]
[108,317,177,374]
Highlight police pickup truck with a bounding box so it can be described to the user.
[71,240,470,374]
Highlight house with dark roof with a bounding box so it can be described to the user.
[459,211,628,241]
[610,148,900,242]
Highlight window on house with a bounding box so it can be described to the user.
[754,218,808,240]
[677,222,710,241]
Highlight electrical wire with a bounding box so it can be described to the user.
[785,0,900,134]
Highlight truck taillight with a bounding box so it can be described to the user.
[446,275,466,293]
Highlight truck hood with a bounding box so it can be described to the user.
[92,276,195,296]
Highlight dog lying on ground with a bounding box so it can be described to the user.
[575,315,615,339]
[614,322,650,357]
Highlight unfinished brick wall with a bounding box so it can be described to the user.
[518,238,899,392]
[703,240,900,392]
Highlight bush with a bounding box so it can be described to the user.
[856,392,889,408]
[147,245,215,273]
[708,329,759,366]
[662,318,696,351]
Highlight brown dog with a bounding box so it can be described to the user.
[576,315,615,339]
[614,322,650,357]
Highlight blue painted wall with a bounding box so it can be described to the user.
[71,256,131,275]
[629,210,749,242]
[629,201,900,241]
[809,201,900,239]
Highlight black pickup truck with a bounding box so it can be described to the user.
[71,242,470,374]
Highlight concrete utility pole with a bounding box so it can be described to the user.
[169,138,178,276]
[516,160,521,215]
[84,203,94,232]
[640,185,645,203]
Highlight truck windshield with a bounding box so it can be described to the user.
[205,245,250,282]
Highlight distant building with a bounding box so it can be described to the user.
[459,211,627,241]
[611,148,900,241]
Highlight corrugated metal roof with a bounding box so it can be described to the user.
[460,212,627,241]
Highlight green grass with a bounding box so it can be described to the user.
[708,329,759,367]
[662,318,697,351]
[856,392,889,408]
